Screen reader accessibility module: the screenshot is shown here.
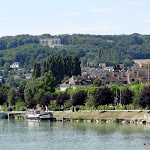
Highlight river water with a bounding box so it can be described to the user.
[0,119,150,150]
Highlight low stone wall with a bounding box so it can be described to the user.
[71,118,147,124]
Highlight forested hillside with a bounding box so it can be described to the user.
[0,33,150,69]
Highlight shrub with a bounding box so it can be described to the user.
[7,107,12,111]
[115,118,124,123]
[19,106,26,111]
[2,103,7,111]
[15,101,26,111]
[134,119,138,122]
[99,118,107,122]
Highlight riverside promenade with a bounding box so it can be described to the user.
[3,110,150,123]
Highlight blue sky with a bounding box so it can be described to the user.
[0,0,150,37]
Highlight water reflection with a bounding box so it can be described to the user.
[72,122,116,134]
[0,120,150,150]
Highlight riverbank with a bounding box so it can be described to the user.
[52,110,148,119]
[13,110,150,124]
[51,110,150,124]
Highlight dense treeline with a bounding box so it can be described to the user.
[1,78,150,111]
[42,54,81,84]
[0,33,150,69]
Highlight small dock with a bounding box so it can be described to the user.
[3,111,25,119]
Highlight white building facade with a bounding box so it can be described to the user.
[10,62,19,68]
[39,38,63,48]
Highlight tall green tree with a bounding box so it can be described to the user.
[42,54,81,84]
[32,62,41,79]
[71,55,81,76]
[7,88,17,106]
[24,71,55,103]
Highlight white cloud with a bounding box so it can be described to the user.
[49,12,81,17]
[144,19,150,24]
[140,12,150,17]
[127,1,144,6]
[135,12,150,23]
[0,17,10,21]
[89,7,116,13]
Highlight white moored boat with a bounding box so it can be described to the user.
[24,108,53,121]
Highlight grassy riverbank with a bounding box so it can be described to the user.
[52,110,149,120]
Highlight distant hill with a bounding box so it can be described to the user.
[0,33,150,69]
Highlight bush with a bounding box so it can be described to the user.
[2,103,8,111]
[134,119,138,122]
[115,118,124,123]
[7,107,12,111]
[97,105,115,110]
[65,107,70,110]
[11,106,15,111]
[64,99,72,108]
[49,100,56,108]
[15,101,26,111]
[19,106,26,111]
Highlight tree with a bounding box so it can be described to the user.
[139,87,150,109]
[113,64,121,72]
[93,78,102,87]
[24,71,55,103]
[3,63,10,77]
[94,87,114,110]
[71,55,81,76]
[123,59,134,67]
[16,86,25,101]
[129,79,140,85]
[32,62,41,79]
[42,54,81,84]
[56,92,70,107]
[0,93,7,105]
[0,82,9,94]
[7,88,17,106]
[40,95,53,107]
[27,99,37,109]
[121,88,134,106]
[61,76,70,84]
[72,90,87,106]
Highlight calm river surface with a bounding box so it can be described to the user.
[0,119,150,150]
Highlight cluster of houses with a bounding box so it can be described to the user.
[60,60,150,91]
[8,59,150,90]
